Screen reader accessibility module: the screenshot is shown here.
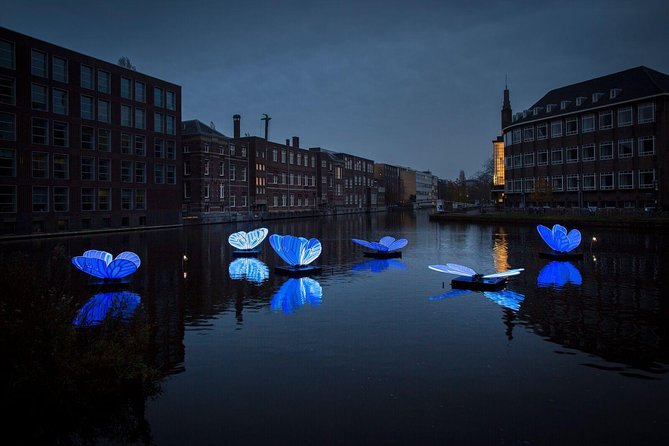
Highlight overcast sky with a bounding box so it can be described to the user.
[2,0,668,179]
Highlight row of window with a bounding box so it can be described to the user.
[505,170,656,193]
[266,173,317,187]
[0,185,146,213]
[184,143,247,157]
[505,138,655,169]
[184,160,247,180]
[505,103,655,146]
[271,148,318,167]
[271,194,315,208]
[183,182,248,206]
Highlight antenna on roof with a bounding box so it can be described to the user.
[210,121,215,129]
[505,74,508,89]
[261,113,272,140]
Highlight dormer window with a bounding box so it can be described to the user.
[522,110,528,118]
[560,100,571,110]
[546,104,557,113]
[533,106,543,116]
[592,92,604,103]
[610,88,622,99]
[576,96,587,106]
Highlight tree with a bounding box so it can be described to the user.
[118,56,136,71]
[530,178,552,205]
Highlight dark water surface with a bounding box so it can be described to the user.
[2,210,668,445]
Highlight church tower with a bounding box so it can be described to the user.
[501,81,512,130]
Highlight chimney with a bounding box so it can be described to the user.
[286,139,290,147]
[292,136,299,148]
[233,114,241,138]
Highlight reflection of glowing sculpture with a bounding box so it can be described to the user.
[270,234,322,275]
[73,291,141,327]
[430,288,525,311]
[537,261,582,288]
[429,263,523,291]
[271,278,322,314]
[71,250,141,279]
[352,236,408,258]
[352,259,407,273]
[537,224,581,253]
[228,257,269,285]
[228,228,268,253]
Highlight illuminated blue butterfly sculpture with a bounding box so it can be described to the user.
[537,261,582,288]
[71,250,141,279]
[271,277,322,314]
[537,224,581,253]
[228,257,269,285]
[269,234,322,268]
[429,263,524,281]
[430,289,525,312]
[73,291,141,327]
[352,258,407,273]
[351,236,408,253]
[228,228,268,251]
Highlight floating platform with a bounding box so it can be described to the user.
[363,251,402,259]
[539,251,584,261]
[451,275,507,291]
[232,248,261,257]
[275,265,322,277]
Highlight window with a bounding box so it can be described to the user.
[154,112,163,133]
[135,161,146,183]
[230,165,236,180]
[97,100,110,123]
[203,160,210,176]
[81,157,95,180]
[154,87,163,107]
[565,146,578,163]
[32,152,49,178]
[639,170,655,189]
[242,146,247,157]
[272,149,278,162]
[166,115,175,135]
[121,189,133,210]
[135,190,146,210]
[505,180,513,193]
[536,123,548,140]
[32,118,48,144]
[166,140,176,159]
[504,132,512,146]
[0,185,16,212]
[121,104,132,127]
[32,186,49,212]
[49,56,67,83]
[599,142,613,160]
[524,178,535,193]
[600,172,614,190]
[154,138,164,158]
[638,136,654,156]
[98,158,111,181]
[0,40,15,69]
[121,160,133,182]
[166,90,175,110]
[135,81,145,102]
[80,65,93,89]
[551,148,563,164]
[220,184,225,199]
[0,113,15,141]
[81,126,95,150]
[0,76,15,105]
[97,70,110,93]
[551,176,563,192]
[98,188,111,211]
[599,111,613,130]
[618,107,632,127]
[135,108,145,129]
[513,154,522,168]
[121,77,132,99]
[522,127,534,142]
[581,114,594,133]
[184,182,191,199]
[53,187,68,212]
[203,143,209,153]
[81,95,94,120]
[31,50,47,77]
[618,171,633,189]
[135,135,145,156]
[81,188,95,211]
[582,174,596,190]
[550,121,562,138]
[166,165,176,184]
[0,148,16,177]
[52,88,68,115]
[514,180,522,194]
[53,154,69,179]
[218,161,224,176]
[52,121,68,147]
[31,83,48,110]
[154,164,165,184]
[512,129,521,144]
[618,139,633,158]
[638,103,655,124]
[121,133,131,154]
[582,144,595,161]
[524,152,534,167]
[504,155,513,170]
[565,118,578,135]
[566,174,579,191]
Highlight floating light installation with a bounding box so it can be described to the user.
[228,257,270,285]
[228,228,268,254]
[269,234,322,276]
[537,224,583,259]
[428,263,524,291]
[271,277,322,314]
[537,261,582,288]
[72,291,141,327]
[352,236,408,258]
[71,250,141,280]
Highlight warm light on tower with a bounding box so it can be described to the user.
[493,140,504,187]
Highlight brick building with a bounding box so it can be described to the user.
[0,27,181,235]
[502,66,669,210]
[374,163,401,207]
[310,147,345,210]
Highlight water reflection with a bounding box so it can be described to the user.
[431,288,525,311]
[271,277,323,314]
[73,291,141,327]
[228,258,269,285]
[351,258,407,273]
[537,261,583,288]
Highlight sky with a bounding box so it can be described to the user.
[2,0,668,180]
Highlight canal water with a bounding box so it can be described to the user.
[2,210,668,444]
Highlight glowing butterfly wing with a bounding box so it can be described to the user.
[483,290,525,311]
[552,224,568,237]
[270,234,298,266]
[115,251,141,269]
[246,228,268,249]
[299,238,322,265]
[429,289,470,301]
[352,239,376,250]
[482,268,524,278]
[72,256,110,278]
[83,250,113,266]
[105,258,139,279]
[537,225,559,251]
[73,291,141,327]
[379,236,396,248]
[385,238,408,251]
[564,229,582,252]
[228,230,251,250]
[428,263,477,277]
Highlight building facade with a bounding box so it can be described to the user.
[374,163,401,207]
[0,27,181,235]
[310,147,345,210]
[416,170,436,208]
[340,153,376,210]
[502,66,668,210]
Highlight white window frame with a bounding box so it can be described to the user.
[617,106,633,127]
[638,103,655,124]
[581,144,595,162]
[618,171,634,190]
[599,172,614,190]
[551,148,563,165]
[638,136,655,156]
[617,139,633,159]
[582,173,596,191]
[566,174,579,191]
[638,170,655,189]
[599,142,613,160]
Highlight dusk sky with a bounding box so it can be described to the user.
[2,0,668,180]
